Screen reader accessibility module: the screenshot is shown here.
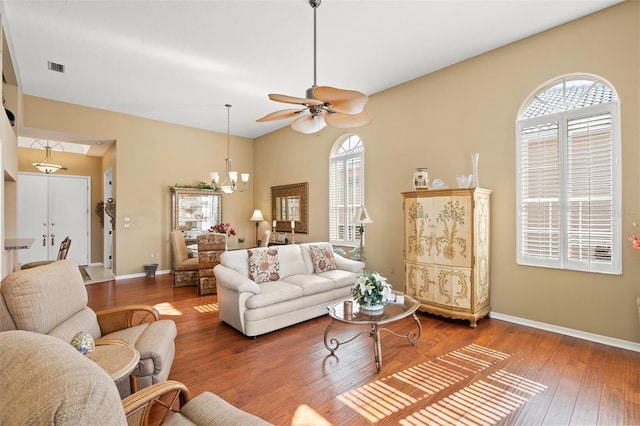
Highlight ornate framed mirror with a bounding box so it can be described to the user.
[271,182,308,234]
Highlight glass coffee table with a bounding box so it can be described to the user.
[324,293,422,373]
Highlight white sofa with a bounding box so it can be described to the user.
[214,243,365,337]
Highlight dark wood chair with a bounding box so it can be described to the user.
[20,236,71,270]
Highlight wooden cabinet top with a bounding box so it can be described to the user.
[401,187,492,198]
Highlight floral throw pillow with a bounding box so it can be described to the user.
[309,244,337,274]
[248,248,280,284]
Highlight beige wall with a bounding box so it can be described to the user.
[8,2,638,343]
[20,97,255,277]
[254,2,639,343]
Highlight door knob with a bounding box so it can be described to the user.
[42,235,46,246]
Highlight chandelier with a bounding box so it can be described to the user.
[210,104,249,194]
[32,140,67,174]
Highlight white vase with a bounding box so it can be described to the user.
[360,302,385,314]
[413,168,430,190]
[470,153,480,188]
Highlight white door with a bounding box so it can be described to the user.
[18,173,90,266]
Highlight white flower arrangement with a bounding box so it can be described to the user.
[351,271,394,307]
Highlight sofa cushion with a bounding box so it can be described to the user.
[245,281,303,309]
[282,274,336,296]
[275,245,309,278]
[0,260,89,334]
[248,247,281,283]
[47,307,102,342]
[221,250,249,277]
[309,243,337,273]
[317,269,362,289]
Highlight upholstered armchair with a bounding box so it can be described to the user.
[0,260,177,397]
[259,230,271,247]
[170,229,199,287]
[0,331,272,425]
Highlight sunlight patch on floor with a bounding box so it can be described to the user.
[194,303,218,313]
[400,370,547,425]
[337,380,417,423]
[154,302,182,315]
[336,344,515,423]
[291,404,331,426]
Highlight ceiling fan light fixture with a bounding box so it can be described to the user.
[257,0,371,133]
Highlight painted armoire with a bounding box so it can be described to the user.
[402,188,491,327]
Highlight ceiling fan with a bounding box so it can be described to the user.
[257,0,371,134]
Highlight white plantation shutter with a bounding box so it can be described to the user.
[517,79,620,274]
[329,136,364,246]
[329,159,344,240]
[517,120,561,265]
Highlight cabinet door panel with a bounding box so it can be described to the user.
[433,266,471,309]
[433,195,471,267]
[405,262,434,303]
[405,197,435,264]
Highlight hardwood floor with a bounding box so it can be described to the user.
[86,274,639,425]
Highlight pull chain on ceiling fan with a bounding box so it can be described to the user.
[257,0,371,134]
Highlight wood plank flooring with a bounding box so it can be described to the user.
[86,273,640,425]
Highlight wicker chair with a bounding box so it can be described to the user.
[0,259,177,397]
[0,331,272,425]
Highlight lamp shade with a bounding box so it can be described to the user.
[250,209,265,222]
[352,206,373,224]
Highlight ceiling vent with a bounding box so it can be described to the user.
[47,61,65,73]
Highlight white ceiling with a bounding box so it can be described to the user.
[0,0,622,143]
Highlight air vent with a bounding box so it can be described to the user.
[47,61,65,73]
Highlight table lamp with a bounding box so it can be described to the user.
[250,209,265,247]
[352,205,373,263]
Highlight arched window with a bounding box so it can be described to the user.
[329,134,364,247]
[516,74,621,274]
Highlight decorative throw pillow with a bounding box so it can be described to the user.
[248,248,280,283]
[309,244,337,274]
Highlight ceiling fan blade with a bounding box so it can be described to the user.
[313,86,369,114]
[256,109,305,122]
[291,112,327,134]
[325,108,372,129]
[269,93,324,106]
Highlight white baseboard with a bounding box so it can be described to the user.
[115,269,171,280]
[490,311,640,353]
